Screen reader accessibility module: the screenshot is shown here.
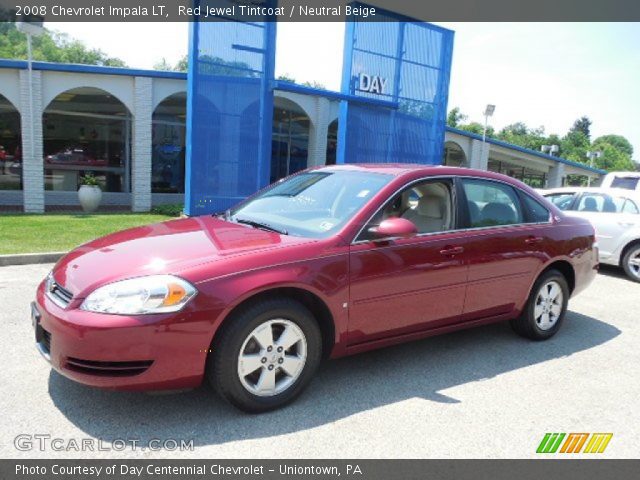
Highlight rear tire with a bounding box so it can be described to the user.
[510,269,569,341]
[621,244,640,282]
[207,298,322,413]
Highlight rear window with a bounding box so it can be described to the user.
[611,177,640,190]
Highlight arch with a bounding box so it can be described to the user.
[271,97,311,182]
[443,141,467,167]
[274,91,316,126]
[152,84,187,112]
[0,94,22,191]
[326,118,339,165]
[42,73,134,113]
[152,92,187,193]
[0,70,21,113]
[42,87,132,195]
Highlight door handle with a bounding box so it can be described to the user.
[618,221,635,228]
[525,236,544,245]
[439,246,464,256]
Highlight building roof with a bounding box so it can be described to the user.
[446,126,606,175]
[0,58,187,79]
[0,59,609,176]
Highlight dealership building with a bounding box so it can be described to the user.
[0,60,604,213]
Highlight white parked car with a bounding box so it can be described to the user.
[541,187,640,282]
[600,172,640,192]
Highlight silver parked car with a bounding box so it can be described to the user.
[541,187,640,282]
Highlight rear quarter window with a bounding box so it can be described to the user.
[522,194,551,223]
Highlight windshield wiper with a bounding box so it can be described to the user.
[234,217,288,235]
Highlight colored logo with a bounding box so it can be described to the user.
[537,433,613,454]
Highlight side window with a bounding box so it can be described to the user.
[577,193,617,213]
[462,179,524,227]
[545,193,575,211]
[522,194,551,223]
[621,198,639,215]
[357,180,453,241]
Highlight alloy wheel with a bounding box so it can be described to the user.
[237,319,307,397]
[534,280,564,331]
[626,247,640,280]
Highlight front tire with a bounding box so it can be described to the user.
[622,244,640,282]
[510,269,569,341]
[207,298,322,413]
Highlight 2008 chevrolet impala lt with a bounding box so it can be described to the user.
[32,165,598,412]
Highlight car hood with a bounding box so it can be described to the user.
[51,216,318,297]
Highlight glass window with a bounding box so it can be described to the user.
[325,119,338,166]
[271,98,310,183]
[229,170,393,238]
[544,193,576,211]
[462,179,524,227]
[43,88,130,193]
[152,93,186,193]
[576,193,618,213]
[522,194,551,223]
[621,199,639,214]
[611,177,639,190]
[0,95,22,191]
[358,180,454,241]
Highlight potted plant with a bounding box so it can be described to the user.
[78,174,102,213]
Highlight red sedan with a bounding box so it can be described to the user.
[33,165,598,412]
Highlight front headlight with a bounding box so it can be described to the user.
[80,275,197,315]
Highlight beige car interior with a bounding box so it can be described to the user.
[381,182,453,234]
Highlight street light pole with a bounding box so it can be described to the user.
[585,150,602,187]
[482,104,495,143]
[482,104,495,169]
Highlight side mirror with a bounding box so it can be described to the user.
[369,217,418,239]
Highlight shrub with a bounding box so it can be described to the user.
[151,203,184,217]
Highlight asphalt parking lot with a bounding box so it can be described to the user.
[1,263,638,459]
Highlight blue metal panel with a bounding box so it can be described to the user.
[185,0,276,215]
[338,4,454,166]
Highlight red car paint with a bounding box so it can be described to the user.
[33,165,598,391]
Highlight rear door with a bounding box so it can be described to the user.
[459,178,552,320]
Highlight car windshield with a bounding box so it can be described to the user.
[227,170,393,238]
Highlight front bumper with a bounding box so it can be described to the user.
[32,282,213,391]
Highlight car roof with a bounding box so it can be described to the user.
[541,186,640,200]
[315,163,516,182]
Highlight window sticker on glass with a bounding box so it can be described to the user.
[357,190,371,198]
[318,221,335,231]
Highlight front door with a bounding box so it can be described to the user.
[347,178,468,345]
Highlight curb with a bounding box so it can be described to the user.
[0,252,66,267]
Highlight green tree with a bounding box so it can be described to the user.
[446,107,467,128]
[277,73,296,83]
[0,22,126,67]
[497,123,547,151]
[569,116,592,141]
[458,121,495,137]
[560,130,590,164]
[592,135,634,158]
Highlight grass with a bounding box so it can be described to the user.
[0,213,175,255]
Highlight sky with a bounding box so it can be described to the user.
[52,22,640,159]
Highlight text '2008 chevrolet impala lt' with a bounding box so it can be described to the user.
[32,165,598,412]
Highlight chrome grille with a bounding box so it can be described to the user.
[47,281,73,308]
[65,358,153,377]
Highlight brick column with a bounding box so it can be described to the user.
[307,97,331,167]
[547,162,566,188]
[469,138,489,171]
[132,77,153,212]
[19,69,44,213]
